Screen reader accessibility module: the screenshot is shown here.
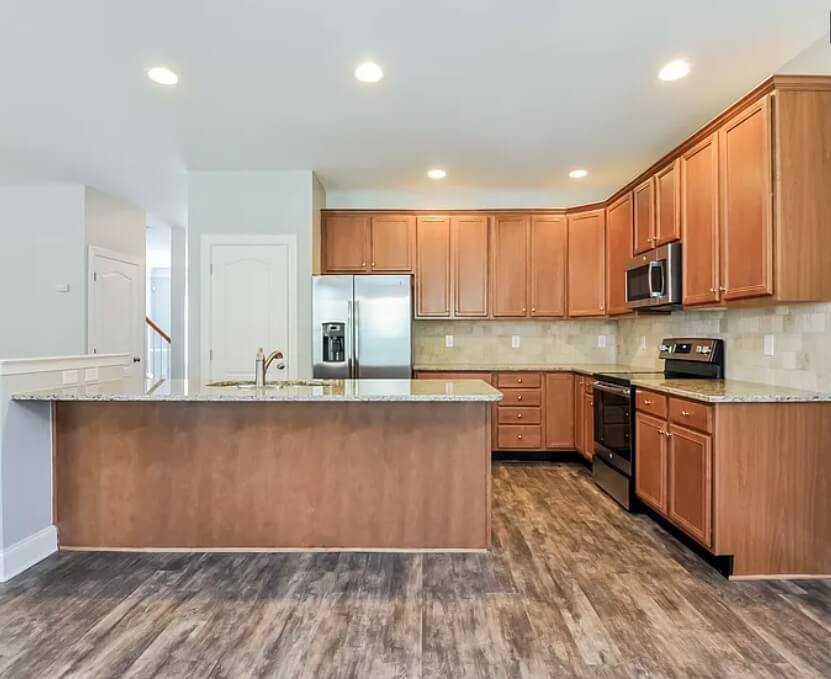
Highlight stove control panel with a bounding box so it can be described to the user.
[659,338,721,362]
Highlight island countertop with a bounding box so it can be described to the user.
[11,377,503,403]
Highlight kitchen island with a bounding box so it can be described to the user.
[13,378,501,552]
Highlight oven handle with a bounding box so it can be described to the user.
[648,260,665,298]
[592,381,632,398]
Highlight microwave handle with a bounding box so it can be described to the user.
[648,260,665,298]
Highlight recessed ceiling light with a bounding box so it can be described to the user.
[658,59,690,82]
[427,168,447,180]
[355,62,383,83]
[147,66,178,86]
[568,169,588,179]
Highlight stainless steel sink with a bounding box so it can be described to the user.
[206,379,336,389]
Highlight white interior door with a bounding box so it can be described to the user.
[206,240,295,381]
[88,248,143,375]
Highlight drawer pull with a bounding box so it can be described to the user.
[643,399,653,405]
[517,378,523,383]
[517,434,523,440]
[681,410,690,416]
[517,395,523,401]
[517,413,523,419]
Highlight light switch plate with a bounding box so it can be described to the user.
[511,335,521,348]
[640,335,647,349]
[597,335,607,349]
[54,283,70,293]
[62,369,79,385]
[445,335,454,348]
[764,335,775,356]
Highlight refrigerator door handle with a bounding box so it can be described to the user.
[353,300,360,378]
[346,299,354,379]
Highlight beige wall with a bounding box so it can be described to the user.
[618,303,831,391]
[414,319,618,367]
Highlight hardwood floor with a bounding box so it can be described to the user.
[1,462,830,678]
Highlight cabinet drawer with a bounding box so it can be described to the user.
[499,389,542,407]
[496,373,542,389]
[497,407,541,425]
[669,397,713,434]
[636,390,668,418]
[497,425,542,449]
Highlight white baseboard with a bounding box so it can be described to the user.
[0,525,58,583]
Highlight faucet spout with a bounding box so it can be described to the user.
[256,348,285,386]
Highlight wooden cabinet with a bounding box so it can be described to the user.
[605,194,633,316]
[322,214,369,272]
[369,215,415,272]
[529,215,567,317]
[544,373,574,448]
[583,391,594,461]
[634,412,668,514]
[636,391,713,548]
[494,372,543,451]
[415,216,451,317]
[633,177,656,254]
[452,215,489,317]
[719,96,773,301]
[655,160,681,245]
[490,215,530,317]
[681,133,721,306]
[567,209,606,317]
[573,375,585,453]
[668,424,712,547]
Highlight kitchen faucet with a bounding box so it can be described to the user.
[255,348,285,386]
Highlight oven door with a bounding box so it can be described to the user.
[592,381,633,476]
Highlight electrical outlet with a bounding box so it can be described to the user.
[85,367,99,382]
[764,334,775,356]
[597,335,607,349]
[511,335,521,348]
[640,335,647,350]
[445,335,454,348]
[62,369,79,385]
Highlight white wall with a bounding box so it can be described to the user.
[0,185,87,358]
[777,33,831,74]
[324,187,584,210]
[170,224,188,378]
[188,171,316,379]
[84,187,146,261]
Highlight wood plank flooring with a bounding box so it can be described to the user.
[1,462,829,678]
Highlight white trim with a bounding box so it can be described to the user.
[200,235,298,383]
[87,246,145,362]
[0,353,130,376]
[0,525,58,583]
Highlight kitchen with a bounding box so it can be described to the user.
[1,3,831,677]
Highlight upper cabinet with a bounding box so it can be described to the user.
[491,215,530,317]
[529,215,567,318]
[567,209,606,317]
[322,214,370,272]
[633,178,655,254]
[322,213,414,273]
[452,215,489,317]
[605,194,633,316]
[719,96,773,301]
[655,160,681,246]
[680,133,721,306]
[415,216,451,317]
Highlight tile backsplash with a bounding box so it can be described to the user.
[414,303,831,391]
[414,319,619,367]
[618,303,831,391]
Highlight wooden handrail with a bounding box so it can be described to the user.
[145,316,171,344]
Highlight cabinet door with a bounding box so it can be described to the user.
[415,216,451,318]
[529,215,567,317]
[668,424,713,547]
[681,133,721,305]
[655,160,681,245]
[633,178,656,254]
[567,209,606,317]
[370,215,415,272]
[545,373,574,448]
[573,376,585,453]
[491,215,530,317]
[605,194,633,316]
[635,413,668,515]
[720,96,773,301]
[583,392,595,461]
[452,215,489,317]
[323,215,369,272]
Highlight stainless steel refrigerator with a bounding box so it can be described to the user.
[313,275,412,379]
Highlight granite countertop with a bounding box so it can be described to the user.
[11,378,503,403]
[414,363,652,376]
[630,378,831,404]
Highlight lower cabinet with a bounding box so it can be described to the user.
[582,390,594,462]
[573,375,585,454]
[544,373,574,448]
[635,390,713,548]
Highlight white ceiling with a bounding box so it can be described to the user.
[0,1,828,225]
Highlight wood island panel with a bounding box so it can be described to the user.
[55,401,491,551]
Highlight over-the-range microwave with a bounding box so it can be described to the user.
[625,241,682,311]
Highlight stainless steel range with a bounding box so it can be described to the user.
[591,338,725,510]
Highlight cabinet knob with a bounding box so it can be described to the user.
[517,378,523,383]
[517,395,523,401]
[644,399,653,405]
[719,286,726,292]
[710,288,717,293]
[522,307,527,312]
[531,307,536,312]
[371,262,376,267]
[600,305,604,311]
[362,262,367,267]
[517,434,523,440]
[517,413,523,419]
[681,410,690,417]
